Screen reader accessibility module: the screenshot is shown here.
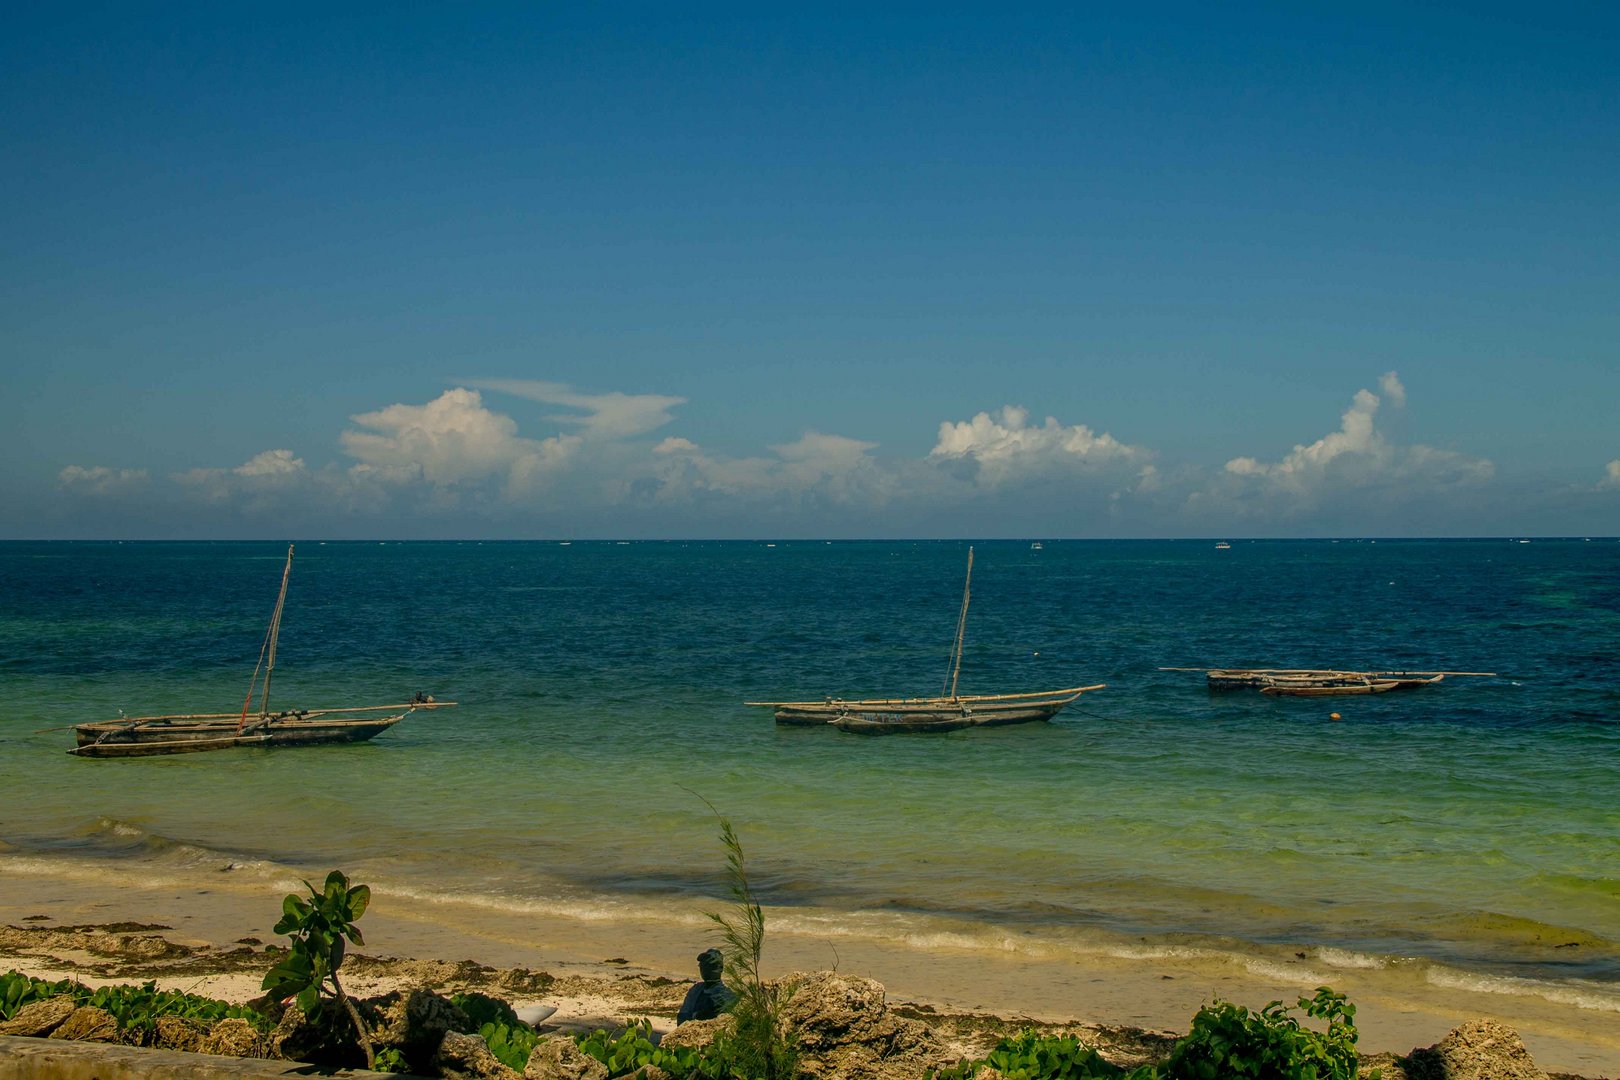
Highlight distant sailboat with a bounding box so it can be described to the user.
[69,545,454,758]
[747,548,1102,734]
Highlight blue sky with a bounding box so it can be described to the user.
[4,4,1616,538]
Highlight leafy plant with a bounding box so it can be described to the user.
[1162,987,1360,1080]
[372,1045,409,1073]
[82,982,269,1037]
[930,1029,1151,1080]
[578,1022,703,1078]
[1,970,267,1038]
[450,991,521,1030]
[1,972,76,1021]
[479,1019,541,1072]
[445,991,539,1072]
[703,813,798,1080]
[261,869,378,1068]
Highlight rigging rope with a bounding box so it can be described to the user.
[238,544,294,734]
[942,547,973,698]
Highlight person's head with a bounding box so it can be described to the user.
[697,947,725,981]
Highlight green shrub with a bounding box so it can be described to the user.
[0,970,268,1037]
[1,972,76,1021]
[372,1045,410,1073]
[450,991,521,1030]
[479,1019,541,1072]
[578,1022,703,1078]
[443,991,538,1072]
[1162,987,1360,1080]
[931,1029,1151,1080]
[80,982,269,1036]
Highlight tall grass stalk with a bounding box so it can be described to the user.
[703,808,798,1080]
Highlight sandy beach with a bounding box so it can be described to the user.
[2,867,1615,1077]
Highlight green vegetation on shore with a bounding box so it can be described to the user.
[933,989,1364,1080]
[3,966,1372,1079]
[1,970,269,1036]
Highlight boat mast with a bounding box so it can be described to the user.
[238,544,294,732]
[943,546,973,699]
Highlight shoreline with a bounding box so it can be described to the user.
[2,867,1616,1077]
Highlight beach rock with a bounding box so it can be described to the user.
[1396,1019,1550,1080]
[0,995,77,1037]
[778,971,950,1080]
[48,1005,119,1042]
[152,1015,207,1052]
[200,1017,265,1058]
[623,1067,671,1080]
[268,1000,365,1068]
[85,931,194,960]
[494,968,558,996]
[435,1030,522,1080]
[658,1015,730,1053]
[368,988,472,1072]
[523,1033,610,1080]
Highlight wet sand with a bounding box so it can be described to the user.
[1,869,1615,1077]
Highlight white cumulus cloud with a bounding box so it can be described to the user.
[341,388,580,493]
[174,450,309,503]
[1223,388,1386,489]
[466,379,686,439]
[1209,376,1492,521]
[234,449,306,479]
[1601,460,1620,489]
[929,406,1147,488]
[105,372,1561,537]
[774,431,877,471]
[1379,371,1407,408]
[57,465,150,495]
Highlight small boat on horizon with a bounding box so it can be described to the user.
[68,545,454,758]
[1215,541,1231,550]
[746,548,1102,734]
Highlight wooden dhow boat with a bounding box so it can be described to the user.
[747,548,1103,735]
[1165,667,1489,697]
[68,545,454,758]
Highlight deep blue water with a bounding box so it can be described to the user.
[1,538,1617,1001]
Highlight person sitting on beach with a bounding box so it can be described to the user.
[676,947,737,1024]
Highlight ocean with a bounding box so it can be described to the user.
[1,539,1617,1028]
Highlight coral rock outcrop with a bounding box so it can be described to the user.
[0,996,78,1038]
[523,1033,610,1080]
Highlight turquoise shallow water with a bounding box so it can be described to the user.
[1,539,1617,1002]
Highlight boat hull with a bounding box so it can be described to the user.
[70,714,406,758]
[1206,669,1443,694]
[765,686,1101,733]
[1259,680,1400,697]
[827,699,1074,734]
